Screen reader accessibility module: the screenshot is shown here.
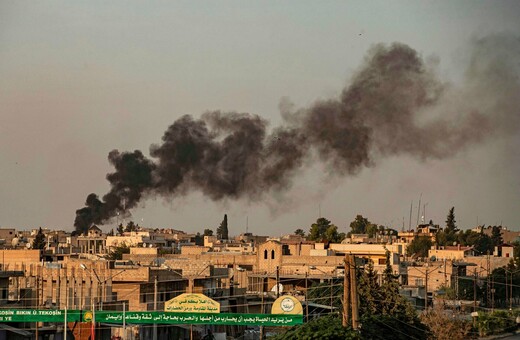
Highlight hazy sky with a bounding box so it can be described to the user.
[1,1,519,235]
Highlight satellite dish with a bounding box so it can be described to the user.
[142,243,147,248]
[270,283,283,294]
[26,243,32,249]
[11,238,19,247]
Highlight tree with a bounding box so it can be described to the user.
[106,243,130,261]
[358,254,430,339]
[294,228,306,238]
[117,223,124,235]
[436,207,460,247]
[349,215,370,235]
[406,236,432,258]
[125,221,138,233]
[203,229,213,236]
[107,229,115,236]
[271,315,359,339]
[308,217,341,242]
[194,232,204,246]
[216,214,228,240]
[491,226,503,246]
[32,227,46,250]
[445,207,458,234]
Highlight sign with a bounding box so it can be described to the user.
[0,309,303,326]
[271,295,303,315]
[96,311,302,326]
[164,293,220,313]
[0,309,82,322]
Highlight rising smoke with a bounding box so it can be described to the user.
[74,34,520,234]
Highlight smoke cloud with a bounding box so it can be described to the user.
[74,34,520,234]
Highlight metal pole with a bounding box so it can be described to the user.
[153,276,157,340]
[425,268,428,310]
[64,277,68,340]
[123,301,126,340]
[350,255,359,329]
[342,255,350,327]
[276,266,280,298]
[305,272,309,322]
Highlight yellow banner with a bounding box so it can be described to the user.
[164,293,220,313]
[271,295,303,315]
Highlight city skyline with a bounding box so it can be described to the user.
[1,1,519,234]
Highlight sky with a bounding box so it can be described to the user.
[1,1,519,235]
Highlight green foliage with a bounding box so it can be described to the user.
[125,221,138,232]
[491,225,503,246]
[308,217,343,242]
[358,256,428,339]
[194,232,204,246]
[216,214,228,240]
[349,215,370,234]
[477,310,516,337]
[406,236,432,258]
[117,223,124,235]
[270,315,360,340]
[203,229,213,236]
[294,228,306,238]
[32,227,46,250]
[106,243,130,261]
[445,207,458,233]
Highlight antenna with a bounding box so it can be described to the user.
[416,193,422,227]
[409,201,413,229]
[246,216,249,234]
[318,204,321,218]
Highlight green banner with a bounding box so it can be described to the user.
[95,312,303,326]
[0,309,82,323]
[0,310,302,326]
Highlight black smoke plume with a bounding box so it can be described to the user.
[74,34,520,234]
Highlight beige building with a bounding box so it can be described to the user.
[428,245,474,261]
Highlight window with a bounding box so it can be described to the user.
[264,250,268,260]
[378,258,386,265]
[271,250,275,259]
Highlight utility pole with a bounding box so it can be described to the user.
[349,255,359,330]
[342,255,351,327]
[305,272,309,322]
[276,266,280,298]
[425,267,429,310]
[153,276,158,340]
[122,302,126,340]
[473,268,477,312]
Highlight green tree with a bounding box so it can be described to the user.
[117,223,124,235]
[271,315,359,340]
[406,236,432,258]
[445,207,458,234]
[203,229,213,236]
[194,232,204,246]
[349,215,370,235]
[125,221,138,233]
[491,226,503,246]
[216,214,228,240]
[436,207,459,247]
[294,228,306,238]
[32,227,46,250]
[308,217,341,242]
[106,243,130,261]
